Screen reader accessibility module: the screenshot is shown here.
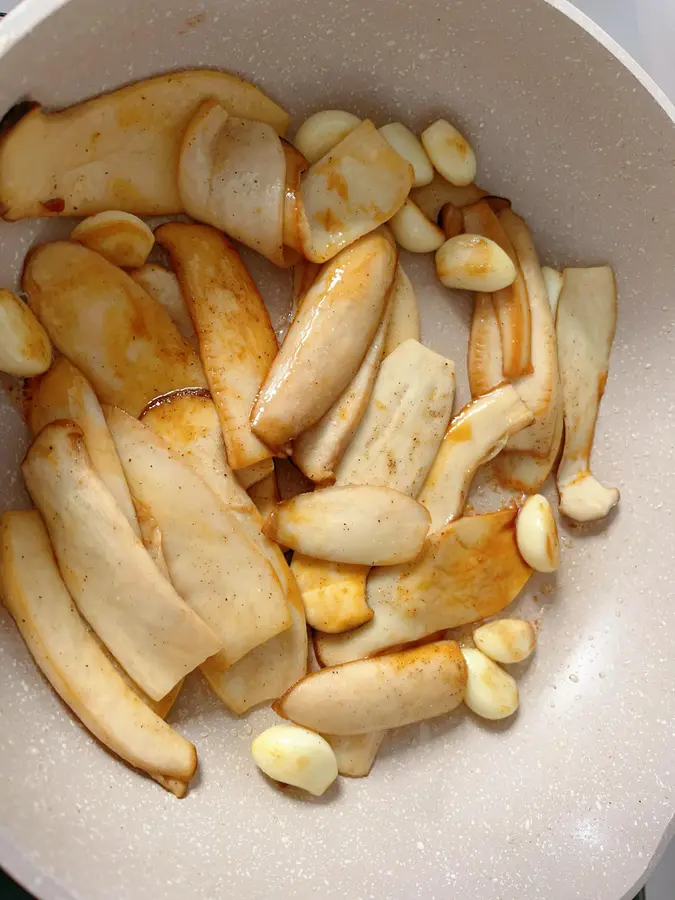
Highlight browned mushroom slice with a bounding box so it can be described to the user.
[23,241,206,416]
[493,401,564,494]
[129,264,195,341]
[468,294,504,398]
[0,510,198,796]
[315,508,531,667]
[410,173,487,222]
[383,264,420,358]
[282,141,309,255]
[290,555,372,633]
[325,732,387,778]
[235,459,276,490]
[247,470,280,521]
[156,223,278,469]
[0,70,289,220]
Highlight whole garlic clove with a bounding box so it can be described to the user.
[293,110,361,164]
[421,119,477,187]
[516,494,560,573]
[461,648,519,720]
[379,123,434,187]
[251,724,338,796]
[435,234,516,292]
[473,619,536,664]
[389,199,445,253]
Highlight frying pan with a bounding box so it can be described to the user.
[1,1,674,898]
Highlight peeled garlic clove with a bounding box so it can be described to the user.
[0,288,52,377]
[473,619,536,664]
[436,234,516,292]
[421,119,477,187]
[71,211,155,269]
[389,199,445,253]
[251,724,338,796]
[293,110,361,164]
[516,493,560,573]
[461,648,519,720]
[378,123,434,187]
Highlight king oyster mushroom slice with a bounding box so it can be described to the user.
[263,485,430,566]
[23,241,206,416]
[418,385,534,530]
[315,508,531,667]
[0,288,52,377]
[555,266,619,522]
[251,230,397,449]
[494,401,564,494]
[22,421,221,701]
[291,295,392,484]
[468,293,505,399]
[156,222,278,470]
[410,174,487,222]
[235,459,276,490]
[247,470,280,520]
[274,641,467,735]
[383,264,420,358]
[300,119,413,263]
[0,511,197,797]
[105,407,291,668]
[129,264,195,341]
[178,101,287,266]
[325,732,387,778]
[542,266,564,316]
[290,556,372,633]
[281,141,310,256]
[0,69,289,220]
[462,200,532,379]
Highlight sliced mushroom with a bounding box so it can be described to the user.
[27,356,140,536]
[71,211,154,269]
[410,174,487,222]
[282,141,309,256]
[498,210,560,457]
[468,294,504,398]
[290,555,371,633]
[263,485,430,565]
[383,264,420,357]
[0,69,289,220]
[156,222,277,469]
[0,510,197,796]
[315,508,531,667]
[140,388,256,517]
[247,470,280,521]
[493,400,564,493]
[291,295,392,483]
[290,259,321,321]
[418,385,534,530]
[462,200,531,378]
[178,101,286,266]
[439,202,464,240]
[235,458,276,490]
[105,407,291,667]
[542,266,564,316]
[129,264,195,340]
[251,230,396,449]
[274,640,467,734]
[555,266,619,522]
[22,421,220,701]
[0,288,52,377]
[23,241,206,416]
[300,120,413,263]
[325,732,386,778]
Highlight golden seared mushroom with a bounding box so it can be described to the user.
[555,266,619,522]
[71,211,154,268]
[263,485,430,566]
[315,508,531,667]
[22,421,221,701]
[0,288,52,377]
[383,264,420,357]
[178,101,287,266]
[129,264,195,340]
[462,199,531,379]
[140,388,256,517]
[23,241,206,415]
[410,173,487,222]
[290,556,372,633]
[291,297,392,484]
[235,459,276,490]
[325,732,387,778]
[418,385,534,530]
[0,511,198,797]
[251,230,396,449]
[494,402,564,494]
[439,202,464,240]
[290,259,320,323]
[300,120,413,263]
[281,141,309,257]
[468,294,504,398]
[156,223,278,470]
[0,70,289,220]
[105,407,291,667]
[293,110,361,164]
[274,641,467,734]
[247,470,280,520]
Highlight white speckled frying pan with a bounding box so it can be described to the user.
[0,1,674,898]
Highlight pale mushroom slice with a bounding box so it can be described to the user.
[290,555,372,633]
[462,200,531,379]
[140,388,256,517]
[0,288,52,377]
[22,422,221,700]
[247,470,280,521]
[410,174,487,222]
[542,266,564,316]
[0,69,289,220]
[105,407,290,666]
[26,356,140,537]
[291,295,392,483]
[383,264,420,358]
[290,259,321,322]
[418,385,534,530]
[282,141,310,255]
[0,510,197,797]
[494,400,563,494]
[251,230,396,449]
[315,508,531,667]
[263,485,430,566]
[71,211,154,269]
[23,241,206,416]
[156,222,277,469]
[499,210,560,457]
[274,641,467,734]
[325,732,386,778]
[300,120,413,263]
[235,458,276,490]
[178,101,286,266]
[129,264,195,340]
[555,266,619,522]
[468,294,504,398]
